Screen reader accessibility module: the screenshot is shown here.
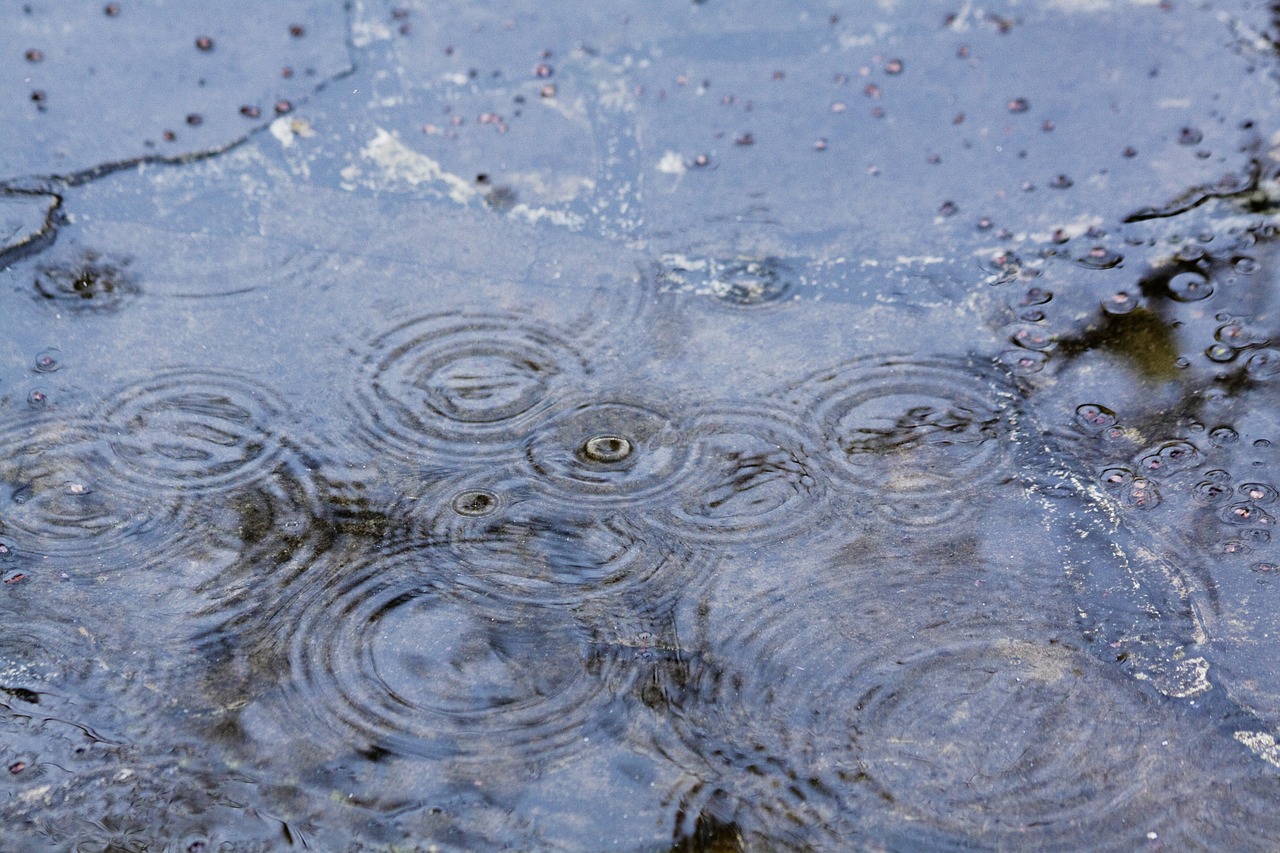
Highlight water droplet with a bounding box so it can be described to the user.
[1177,127,1203,146]
[701,258,794,307]
[194,35,213,51]
[1007,97,1030,113]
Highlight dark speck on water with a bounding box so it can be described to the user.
[2,0,1280,849]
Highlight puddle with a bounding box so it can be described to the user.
[3,0,1280,849]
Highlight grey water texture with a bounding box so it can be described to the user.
[4,0,1280,850]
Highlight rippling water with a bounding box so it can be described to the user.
[3,0,1280,850]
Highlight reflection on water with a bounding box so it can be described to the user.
[4,0,1280,849]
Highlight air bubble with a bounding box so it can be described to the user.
[1102,292,1139,315]
[1077,248,1123,270]
[1101,467,1133,487]
[1210,426,1238,446]
[998,350,1047,374]
[1011,324,1052,350]
[1137,440,1201,477]
[1246,349,1280,380]
[1240,483,1278,504]
[1124,478,1160,510]
[1192,478,1232,506]
[1215,319,1269,347]
[580,435,633,464]
[33,350,60,373]
[1019,287,1052,306]
[1221,502,1275,526]
[451,490,499,517]
[1167,271,1213,302]
[1205,344,1235,363]
[1075,404,1117,434]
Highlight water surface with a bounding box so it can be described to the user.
[3,0,1280,849]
